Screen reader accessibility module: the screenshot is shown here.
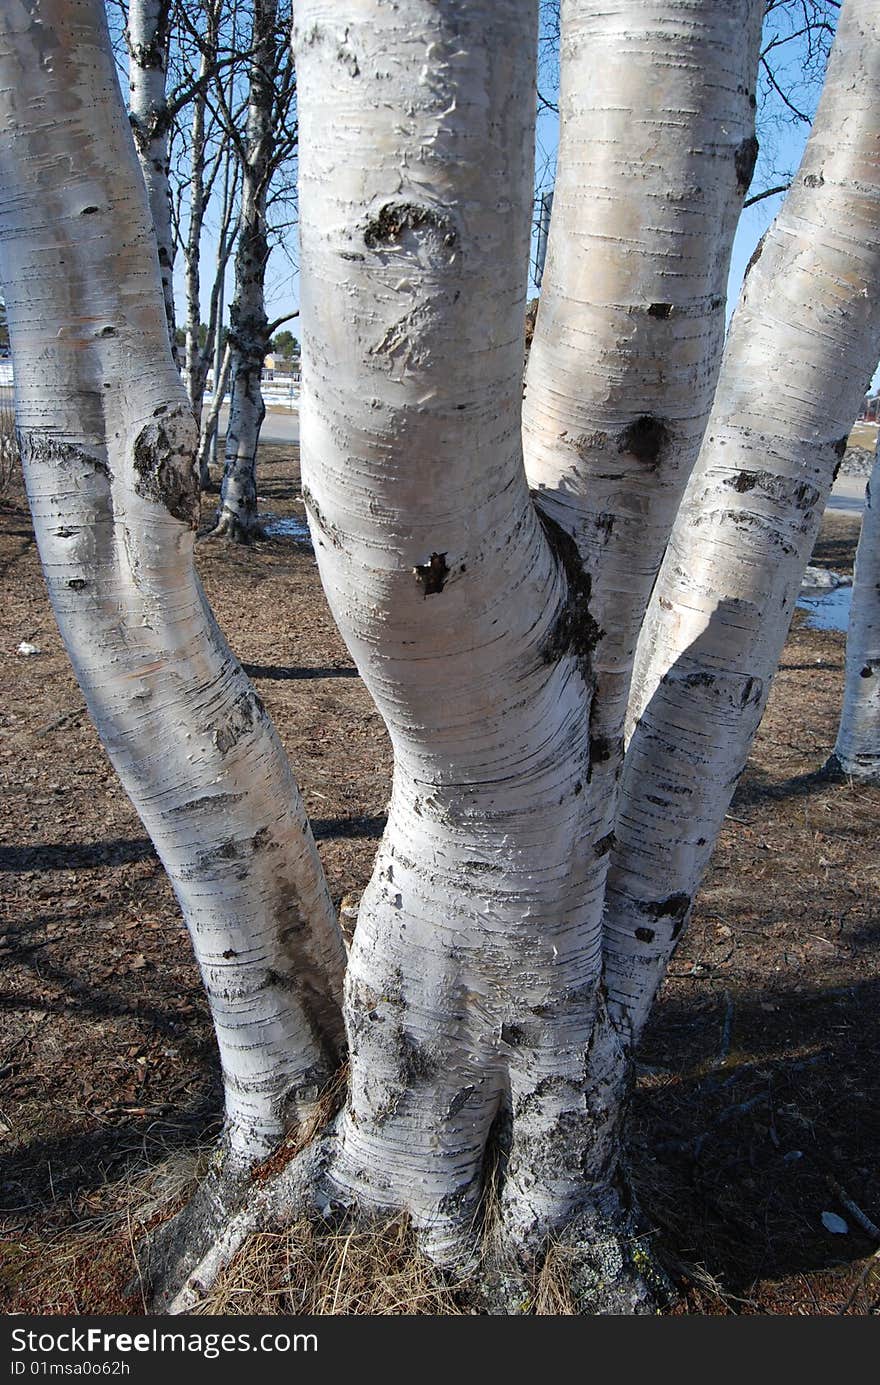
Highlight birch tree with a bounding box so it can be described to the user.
[2,0,880,1316]
[830,443,880,779]
[125,0,177,351]
[210,0,296,540]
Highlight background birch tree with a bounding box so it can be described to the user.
[209,0,298,540]
[829,442,880,779]
[1,0,879,1316]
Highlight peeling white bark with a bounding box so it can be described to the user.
[127,0,176,353]
[833,446,880,778]
[523,0,764,764]
[293,0,636,1263]
[0,0,345,1162]
[606,0,880,1040]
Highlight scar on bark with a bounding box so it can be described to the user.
[132,408,200,527]
[637,893,691,941]
[735,135,759,192]
[533,505,603,678]
[744,232,766,279]
[618,416,669,468]
[364,202,457,252]
[413,552,449,597]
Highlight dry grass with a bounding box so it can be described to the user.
[194,1216,467,1316]
[848,419,878,450]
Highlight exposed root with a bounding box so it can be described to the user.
[143,1122,673,1315]
[136,1139,254,1312]
[204,510,265,543]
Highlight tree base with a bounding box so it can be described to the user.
[135,1128,673,1315]
[205,509,265,543]
[822,752,880,783]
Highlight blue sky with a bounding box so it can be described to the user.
[166,4,878,393]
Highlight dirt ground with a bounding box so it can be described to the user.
[1,444,878,1315]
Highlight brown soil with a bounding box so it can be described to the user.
[1,451,878,1315]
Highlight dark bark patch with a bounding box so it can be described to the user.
[732,470,758,493]
[364,202,456,253]
[211,688,266,755]
[833,435,849,459]
[638,893,691,939]
[399,1030,439,1083]
[735,136,759,192]
[647,303,672,320]
[618,415,668,467]
[168,791,245,816]
[595,831,616,856]
[67,578,87,590]
[589,735,622,775]
[533,506,603,679]
[861,665,875,679]
[635,926,655,943]
[413,551,449,597]
[80,206,99,216]
[446,1085,476,1119]
[744,233,766,279]
[803,171,824,189]
[500,1024,525,1048]
[301,486,342,548]
[132,409,200,527]
[722,469,820,511]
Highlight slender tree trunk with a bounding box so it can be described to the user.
[830,446,880,779]
[182,48,210,418]
[0,0,346,1163]
[211,0,275,541]
[127,0,177,355]
[605,0,880,1041]
[199,341,232,489]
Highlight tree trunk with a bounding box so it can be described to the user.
[605,0,880,1040]
[127,0,177,354]
[0,0,346,1163]
[199,341,232,490]
[831,446,880,779]
[211,0,276,542]
[182,45,210,419]
[289,0,657,1295]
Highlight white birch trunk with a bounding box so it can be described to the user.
[0,0,346,1163]
[293,0,644,1279]
[127,0,177,354]
[523,1,764,764]
[212,0,275,541]
[832,446,880,778]
[605,0,880,1041]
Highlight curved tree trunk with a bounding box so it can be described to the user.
[0,0,346,1164]
[127,0,177,355]
[605,0,880,1041]
[831,446,880,779]
[211,0,276,542]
